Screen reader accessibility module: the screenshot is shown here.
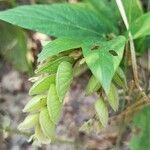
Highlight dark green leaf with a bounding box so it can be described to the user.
[0,4,109,38]
[0,21,31,72]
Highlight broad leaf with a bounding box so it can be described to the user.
[23,95,47,112]
[0,4,109,38]
[18,114,39,130]
[47,84,62,124]
[130,12,150,39]
[56,61,73,102]
[0,21,31,72]
[39,108,55,139]
[130,106,150,150]
[84,0,120,28]
[107,83,119,111]
[38,37,82,62]
[95,98,108,127]
[82,36,126,94]
[29,74,55,95]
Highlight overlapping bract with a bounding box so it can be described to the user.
[18,57,73,144]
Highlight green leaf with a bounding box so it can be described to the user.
[29,74,55,95]
[0,4,108,38]
[23,95,47,112]
[95,98,108,127]
[85,75,101,96]
[84,0,120,28]
[39,108,55,139]
[18,114,39,130]
[38,37,82,62]
[123,0,143,25]
[130,12,150,39]
[107,83,119,111]
[56,61,73,102]
[0,21,31,72]
[130,106,150,150]
[82,36,126,94]
[35,56,74,74]
[47,84,62,124]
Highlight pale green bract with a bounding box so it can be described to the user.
[47,84,62,124]
[18,114,39,130]
[107,83,119,111]
[85,75,101,96]
[29,74,55,95]
[39,108,55,139]
[95,98,108,127]
[56,61,73,102]
[35,56,74,74]
[38,37,82,62]
[82,36,126,94]
[23,95,47,112]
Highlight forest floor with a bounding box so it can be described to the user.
[0,58,131,150]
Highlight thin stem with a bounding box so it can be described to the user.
[115,0,149,101]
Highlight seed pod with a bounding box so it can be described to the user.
[29,74,55,95]
[95,98,108,127]
[56,61,73,102]
[18,113,39,130]
[39,108,55,139]
[47,84,62,124]
[23,95,47,112]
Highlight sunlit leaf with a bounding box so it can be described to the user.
[130,12,150,39]
[82,36,126,94]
